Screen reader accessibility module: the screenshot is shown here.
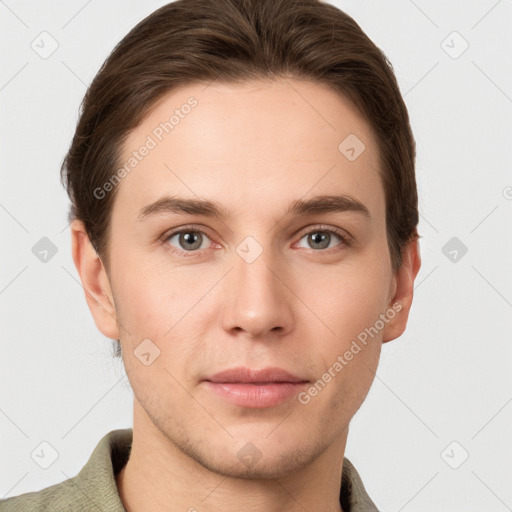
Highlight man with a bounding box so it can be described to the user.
[0,0,421,510]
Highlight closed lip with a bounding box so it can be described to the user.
[203,366,309,384]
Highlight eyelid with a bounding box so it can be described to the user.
[294,223,353,245]
[162,223,215,241]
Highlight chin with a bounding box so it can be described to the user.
[175,428,325,481]
[199,448,319,481]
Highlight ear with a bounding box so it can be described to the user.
[70,219,120,340]
[381,237,421,343]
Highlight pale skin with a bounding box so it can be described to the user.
[71,78,421,512]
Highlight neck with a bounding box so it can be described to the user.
[116,400,347,512]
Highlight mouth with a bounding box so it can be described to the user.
[202,367,310,408]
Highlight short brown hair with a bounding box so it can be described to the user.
[62,0,418,275]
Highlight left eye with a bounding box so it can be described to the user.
[296,229,345,251]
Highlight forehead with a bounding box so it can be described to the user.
[113,78,384,223]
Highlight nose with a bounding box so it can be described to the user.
[221,241,295,340]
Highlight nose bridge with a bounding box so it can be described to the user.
[221,234,293,338]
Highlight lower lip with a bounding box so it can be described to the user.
[202,381,308,408]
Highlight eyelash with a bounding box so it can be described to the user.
[161,224,353,257]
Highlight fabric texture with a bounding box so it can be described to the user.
[0,428,379,511]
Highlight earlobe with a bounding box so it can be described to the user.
[70,219,120,340]
[381,237,422,343]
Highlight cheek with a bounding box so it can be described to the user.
[116,276,171,339]
[301,260,391,346]
[112,258,215,368]
[297,262,389,414]
[111,247,191,332]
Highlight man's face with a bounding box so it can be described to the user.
[102,79,401,477]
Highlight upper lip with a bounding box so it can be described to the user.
[204,367,309,384]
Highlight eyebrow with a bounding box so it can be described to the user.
[137,194,371,222]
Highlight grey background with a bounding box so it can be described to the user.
[1,1,511,510]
